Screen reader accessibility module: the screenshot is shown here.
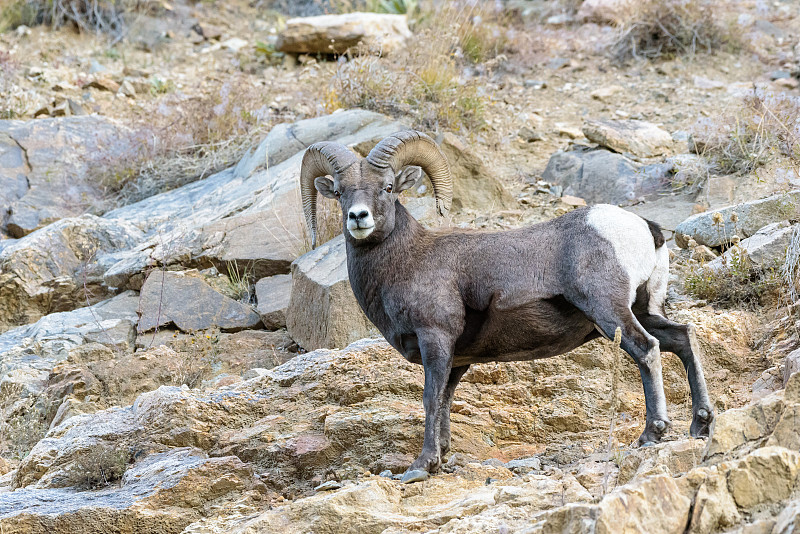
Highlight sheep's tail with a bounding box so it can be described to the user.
[645,219,665,248]
[644,217,668,315]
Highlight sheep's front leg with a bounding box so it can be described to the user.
[402,330,453,484]
[439,365,470,458]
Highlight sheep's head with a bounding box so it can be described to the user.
[300,131,452,248]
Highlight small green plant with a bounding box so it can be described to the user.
[103,47,122,60]
[149,77,175,95]
[0,0,38,32]
[254,40,284,65]
[63,445,132,490]
[371,0,418,14]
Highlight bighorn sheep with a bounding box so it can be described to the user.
[300,131,714,483]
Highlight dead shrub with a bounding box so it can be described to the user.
[97,77,275,207]
[63,445,132,489]
[0,0,163,39]
[610,0,740,61]
[685,248,782,309]
[0,384,49,460]
[693,89,800,175]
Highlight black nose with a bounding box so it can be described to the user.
[349,210,369,220]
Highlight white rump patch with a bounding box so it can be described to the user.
[587,205,663,308]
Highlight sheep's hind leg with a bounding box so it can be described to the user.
[638,314,715,438]
[439,365,470,459]
[402,330,453,484]
[586,308,671,446]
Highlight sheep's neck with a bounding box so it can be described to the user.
[346,201,428,332]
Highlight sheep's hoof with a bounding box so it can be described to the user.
[690,408,714,438]
[637,418,671,446]
[401,469,429,484]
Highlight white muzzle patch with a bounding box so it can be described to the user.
[347,204,375,240]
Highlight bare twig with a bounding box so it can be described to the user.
[603,327,623,496]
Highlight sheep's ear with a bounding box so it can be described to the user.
[395,166,422,193]
[315,176,337,199]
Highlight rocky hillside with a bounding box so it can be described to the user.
[3,0,800,532]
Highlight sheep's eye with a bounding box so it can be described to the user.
[385,184,393,193]
[334,190,341,198]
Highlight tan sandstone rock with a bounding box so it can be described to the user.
[276,13,411,55]
[583,118,674,158]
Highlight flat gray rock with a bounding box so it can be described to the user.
[675,191,800,248]
[255,274,292,330]
[286,235,377,350]
[707,221,795,270]
[137,270,262,333]
[542,147,664,204]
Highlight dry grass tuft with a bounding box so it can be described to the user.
[97,77,275,207]
[326,1,509,131]
[610,0,740,61]
[693,90,800,175]
[0,384,50,460]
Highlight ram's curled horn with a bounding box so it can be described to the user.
[366,131,453,217]
[300,142,358,249]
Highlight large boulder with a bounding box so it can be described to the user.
[0,215,143,331]
[675,191,800,248]
[0,116,136,238]
[583,119,674,158]
[101,110,408,290]
[276,13,411,55]
[137,270,262,333]
[0,291,139,379]
[1,448,267,534]
[437,132,516,212]
[542,146,664,204]
[255,274,292,330]
[286,235,376,350]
